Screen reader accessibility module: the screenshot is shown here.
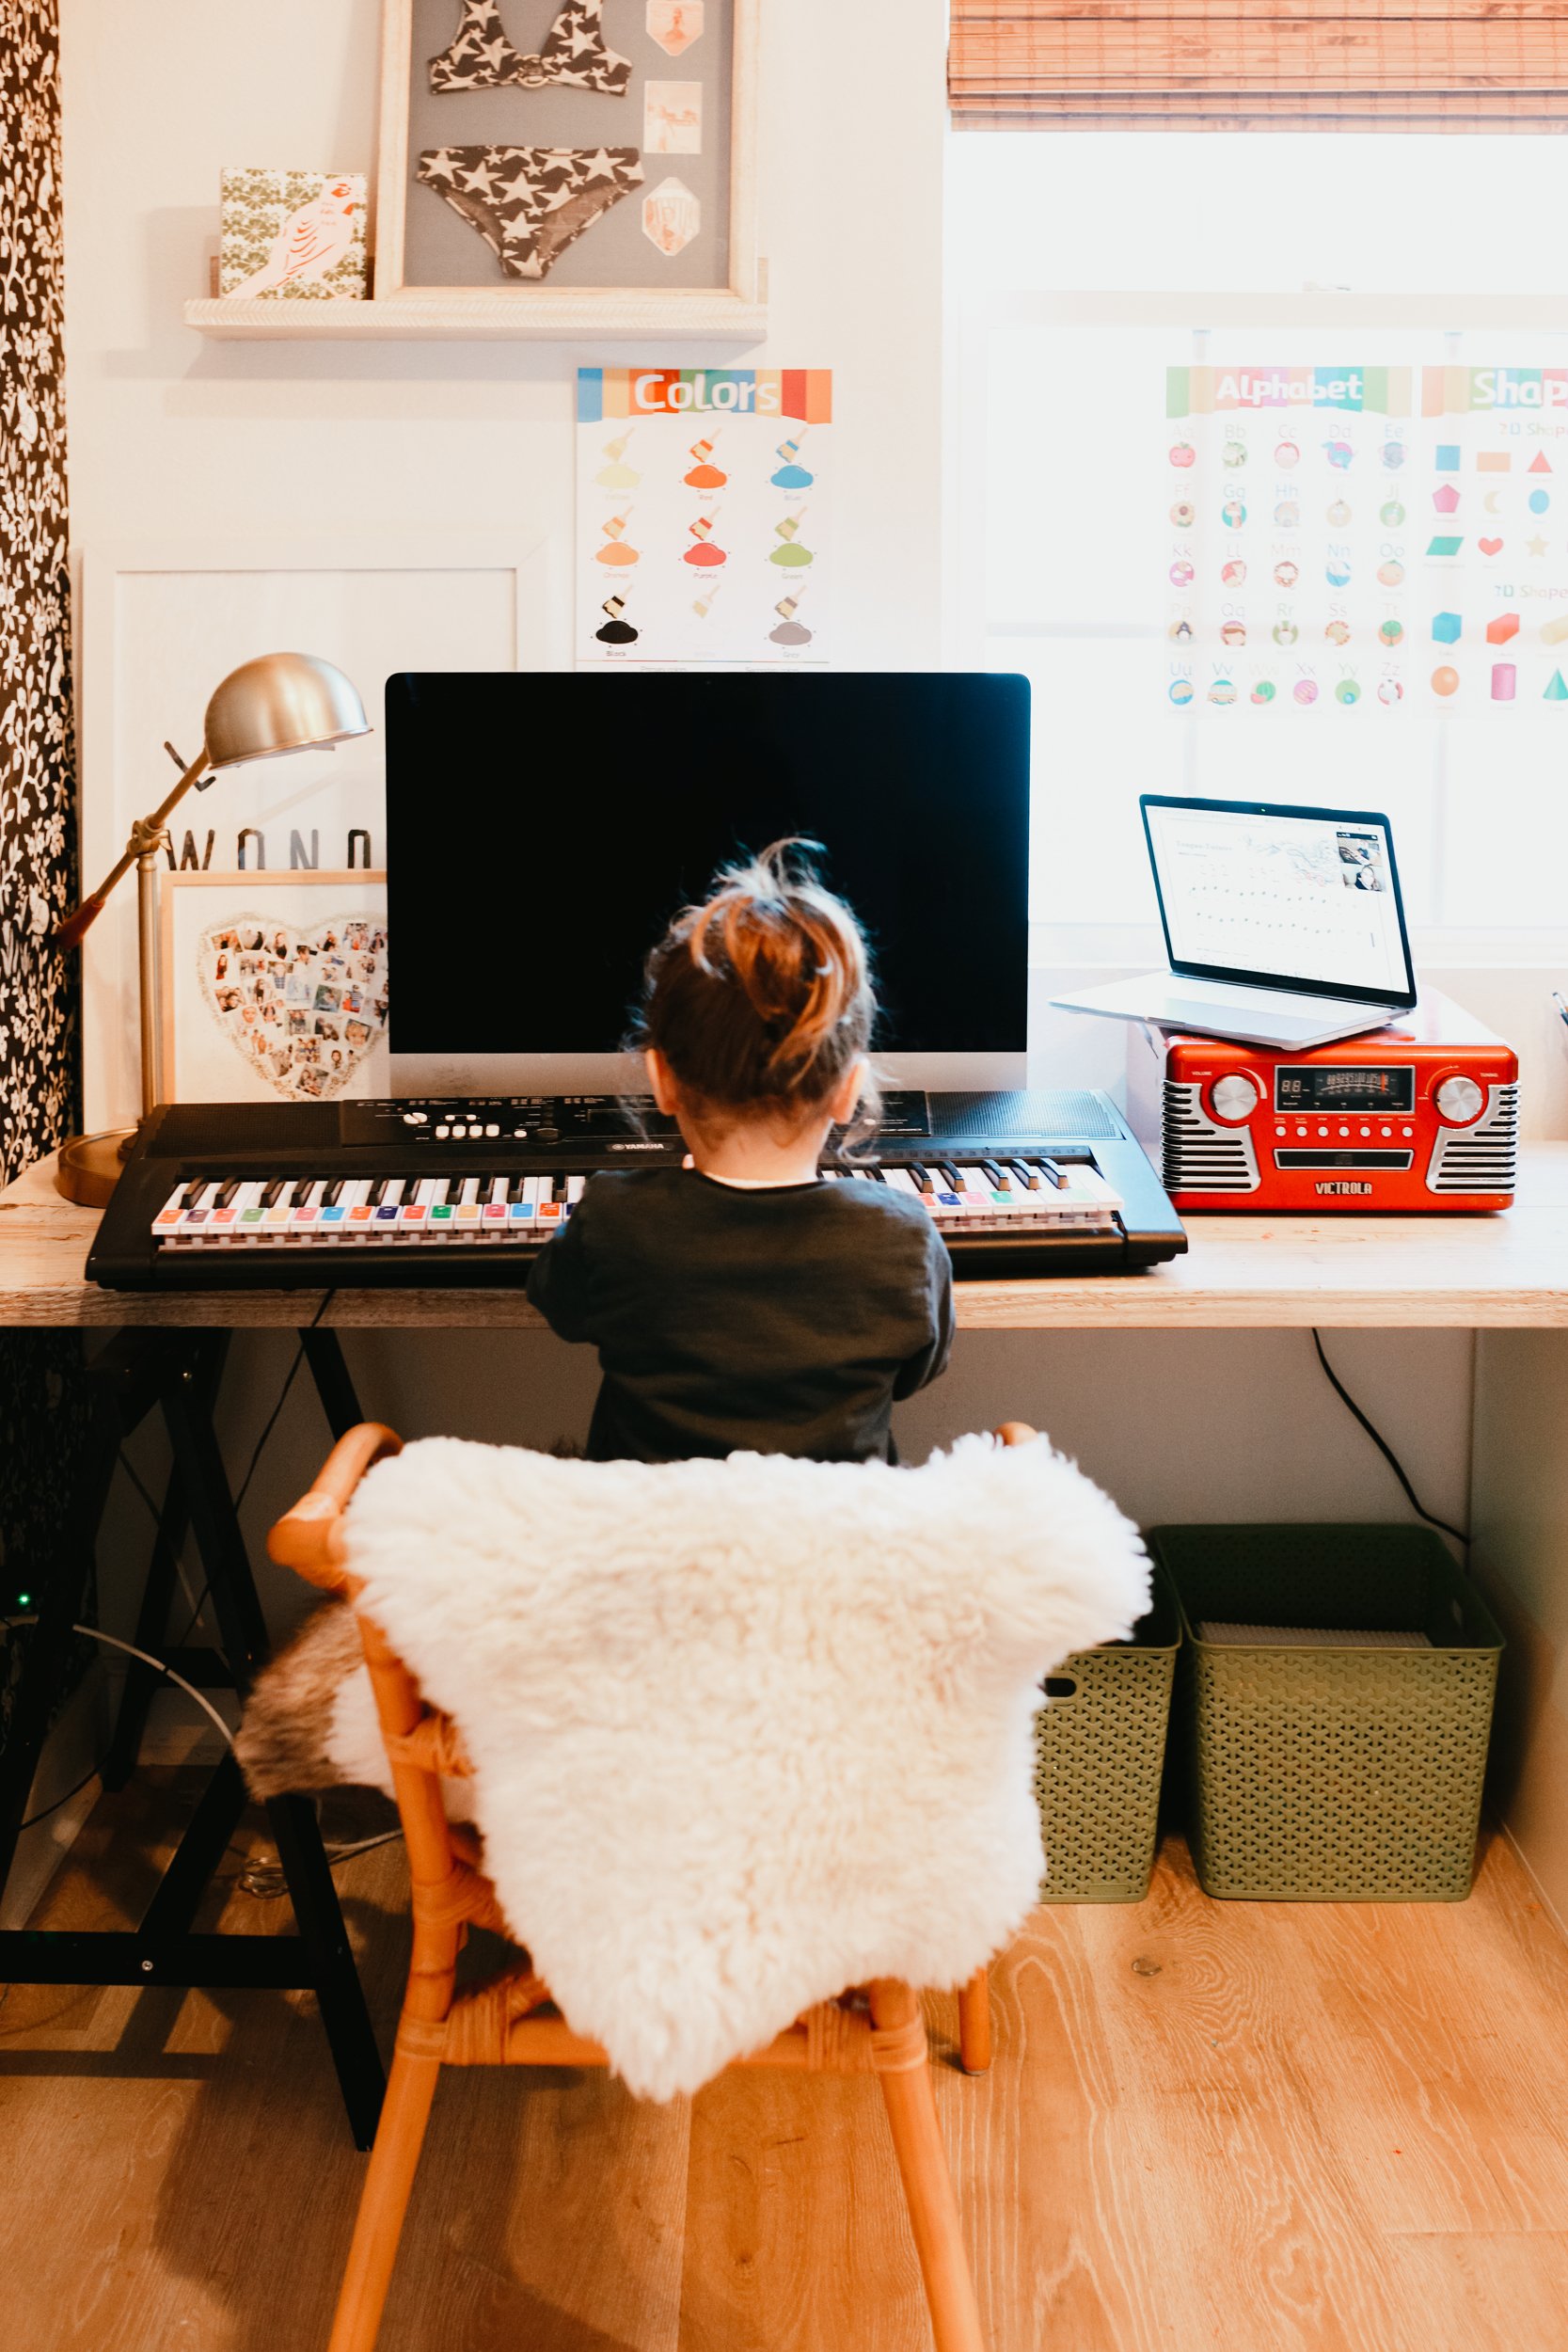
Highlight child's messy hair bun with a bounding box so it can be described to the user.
[638,838,879,1126]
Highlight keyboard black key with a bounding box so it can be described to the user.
[181,1180,206,1210]
[214,1181,241,1210]
[323,1179,345,1207]
[260,1179,286,1209]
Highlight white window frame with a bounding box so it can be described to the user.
[946,286,1568,977]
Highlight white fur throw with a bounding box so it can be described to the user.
[331,1433,1148,2101]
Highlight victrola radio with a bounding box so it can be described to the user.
[1127,992,1518,1212]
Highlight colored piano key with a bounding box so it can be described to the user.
[291,1180,326,1231]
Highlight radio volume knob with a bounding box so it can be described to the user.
[1435,1074,1484,1124]
[1212,1073,1259,1121]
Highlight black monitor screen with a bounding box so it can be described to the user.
[385,672,1030,1056]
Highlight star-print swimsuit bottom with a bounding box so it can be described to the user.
[418,145,643,280]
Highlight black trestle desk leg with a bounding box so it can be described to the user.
[100,1341,225,1792]
[162,1355,385,2148]
[300,1326,364,1442]
[0,1383,119,1897]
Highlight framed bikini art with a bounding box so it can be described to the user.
[372,0,762,339]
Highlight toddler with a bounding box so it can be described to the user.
[527,841,953,1461]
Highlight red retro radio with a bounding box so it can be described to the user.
[1127,992,1517,1212]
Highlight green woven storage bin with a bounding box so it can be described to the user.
[1035,1560,1180,1902]
[1149,1524,1503,1902]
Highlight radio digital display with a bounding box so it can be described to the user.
[1275,1065,1416,1113]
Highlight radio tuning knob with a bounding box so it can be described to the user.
[1212,1073,1259,1121]
[1435,1074,1484,1124]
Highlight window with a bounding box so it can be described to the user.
[948,134,1568,953]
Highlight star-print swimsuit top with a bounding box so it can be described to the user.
[429,0,633,94]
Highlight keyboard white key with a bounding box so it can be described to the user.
[481,1175,510,1236]
[175,1182,221,1237]
[400,1176,440,1234]
[337,1179,375,1239]
[289,1179,330,1237]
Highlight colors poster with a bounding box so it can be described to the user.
[576,368,832,668]
[1165,363,1568,713]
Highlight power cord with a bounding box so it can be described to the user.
[1309,1328,1470,1549]
[5,1611,403,1879]
[2,1615,235,1832]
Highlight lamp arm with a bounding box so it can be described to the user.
[55,745,212,951]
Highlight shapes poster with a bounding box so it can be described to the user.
[1165,364,1568,712]
[1416,370,1568,707]
[576,368,832,666]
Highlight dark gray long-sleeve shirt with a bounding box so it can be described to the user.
[526,1168,954,1464]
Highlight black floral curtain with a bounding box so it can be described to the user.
[0,4,88,1762]
[0,0,75,1186]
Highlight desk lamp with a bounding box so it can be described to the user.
[54,652,372,1206]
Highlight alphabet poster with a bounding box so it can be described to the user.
[1165,364,1568,712]
[1164,367,1415,713]
[576,367,832,667]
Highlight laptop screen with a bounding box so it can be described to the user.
[1140,797,1417,1008]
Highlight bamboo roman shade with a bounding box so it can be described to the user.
[949,3,1568,130]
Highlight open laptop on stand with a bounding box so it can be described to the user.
[1053,796,1418,1050]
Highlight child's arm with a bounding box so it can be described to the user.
[892,1226,955,1400]
[525,1193,593,1342]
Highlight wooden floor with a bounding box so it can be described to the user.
[4,1782,1568,2351]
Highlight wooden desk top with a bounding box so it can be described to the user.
[4,1145,1567,1331]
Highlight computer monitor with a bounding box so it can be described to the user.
[386,672,1031,1096]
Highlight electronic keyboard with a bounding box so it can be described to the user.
[86,1091,1187,1290]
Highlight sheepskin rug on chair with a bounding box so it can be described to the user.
[247,1433,1148,2101]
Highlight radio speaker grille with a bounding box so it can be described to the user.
[1162,1082,1259,1194]
[1427,1084,1519,1195]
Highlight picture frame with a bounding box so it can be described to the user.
[77,532,561,1131]
[372,0,761,339]
[160,870,390,1108]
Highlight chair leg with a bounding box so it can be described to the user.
[326,2044,441,2352]
[869,1983,986,2352]
[957,1968,992,2075]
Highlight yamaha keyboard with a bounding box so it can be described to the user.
[87,1091,1187,1291]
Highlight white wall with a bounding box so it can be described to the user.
[61,0,1475,1652]
[59,0,946,662]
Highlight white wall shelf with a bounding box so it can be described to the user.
[183,293,768,343]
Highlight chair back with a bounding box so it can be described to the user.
[270,1431,1148,2100]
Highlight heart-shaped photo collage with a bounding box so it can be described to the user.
[198,914,388,1101]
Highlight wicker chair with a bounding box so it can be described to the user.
[269,1422,1020,2352]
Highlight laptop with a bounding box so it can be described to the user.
[1053,795,1418,1050]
